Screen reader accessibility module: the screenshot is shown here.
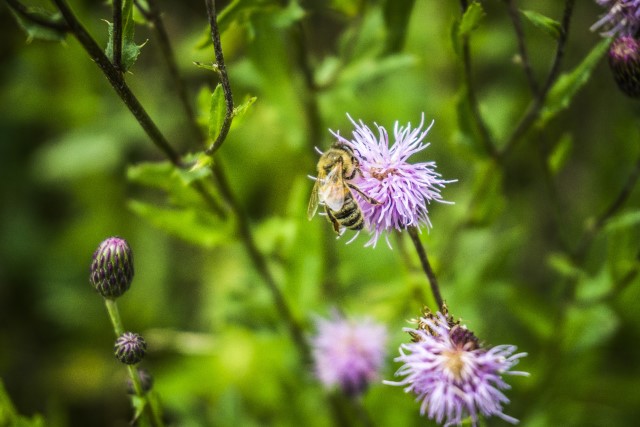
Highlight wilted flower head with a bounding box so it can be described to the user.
[331,114,453,248]
[608,35,640,96]
[311,312,388,396]
[385,311,528,427]
[591,0,640,37]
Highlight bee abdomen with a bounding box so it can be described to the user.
[333,197,364,230]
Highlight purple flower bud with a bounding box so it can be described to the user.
[608,36,640,97]
[90,237,134,298]
[114,332,147,365]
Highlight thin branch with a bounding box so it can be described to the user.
[500,0,576,159]
[504,0,539,95]
[459,0,500,160]
[204,0,234,156]
[50,0,181,165]
[5,0,69,31]
[140,0,202,142]
[113,0,123,72]
[407,226,444,311]
[573,152,640,261]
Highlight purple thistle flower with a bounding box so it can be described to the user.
[311,313,388,396]
[591,0,640,37]
[385,313,528,427]
[330,114,454,248]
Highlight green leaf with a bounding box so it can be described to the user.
[105,0,145,71]
[127,161,175,191]
[547,133,573,175]
[232,95,257,123]
[128,200,232,248]
[193,61,220,73]
[8,7,66,43]
[604,210,640,232]
[458,1,485,38]
[521,10,562,40]
[563,304,619,352]
[209,84,226,143]
[196,0,266,49]
[336,54,416,88]
[538,38,611,126]
[547,252,584,279]
[382,0,416,54]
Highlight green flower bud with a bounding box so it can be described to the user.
[90,237,134,298]
[114,332,147,365]
[609,36,640,98]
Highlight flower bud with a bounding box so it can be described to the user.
[127,368,154,394]
[90,237,134,298]
[608,36,640,98]
[114,332,147,365]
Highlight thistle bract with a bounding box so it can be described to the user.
[114,332,147,365]
[90,237,134,298]
[608,36,640,97]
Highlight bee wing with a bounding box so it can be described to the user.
[318,166,346,212]
[307,180,321,220]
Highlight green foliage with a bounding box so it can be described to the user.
[3,0,640,426]
[539,37,611,126]
[105,0,145,71]
[521,9,562,40]
[8,6,66,43]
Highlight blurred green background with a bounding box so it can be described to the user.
[1,0,640,425]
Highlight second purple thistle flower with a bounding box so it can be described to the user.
[331,114,454,248]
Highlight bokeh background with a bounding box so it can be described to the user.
[1,0,639,425]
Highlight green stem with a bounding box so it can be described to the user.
[104,298,125,337]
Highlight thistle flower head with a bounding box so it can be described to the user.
[608,35,640,97]
[385,312,528,427]
[591,0,640,37]
[311,312,388,396]
[90,237,134,298]
[331,114,453,248]
[114,332,147,365]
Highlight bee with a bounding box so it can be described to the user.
[307,142,379,233]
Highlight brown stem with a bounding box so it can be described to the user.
[50,0,181,165]
[5,0,69,31]
[204,0,234,156]
[407,226,444,310]
[500,0,575,159]
[112,0,123,72]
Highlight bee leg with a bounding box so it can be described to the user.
[347,183,381,205]
[325,206,341,233]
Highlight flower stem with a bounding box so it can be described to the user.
[104,299,164,427]
[407,226,444,310]
[104,298,125,337]
[112,0,123,72]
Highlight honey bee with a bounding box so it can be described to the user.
[307,142,379,233]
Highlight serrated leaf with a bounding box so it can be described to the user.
[193,61,220,73]
[538,38,611,126]
[233,95,257,122]
[547,133,572,174]
[105,0,145,71]
[521,9,561,40]
[128,200,232,248]
[458,1,485,38]
[209,84,226,143]
[9,7,66,43]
